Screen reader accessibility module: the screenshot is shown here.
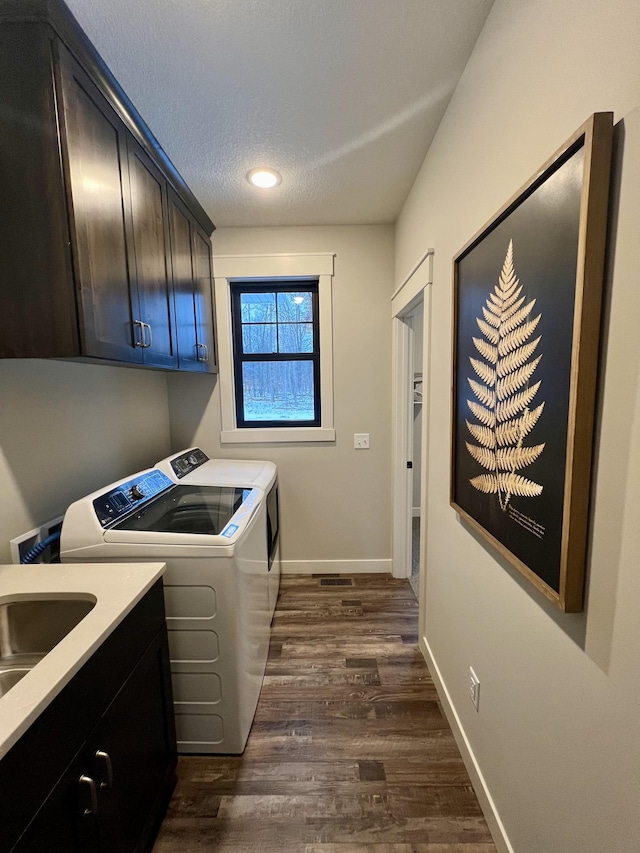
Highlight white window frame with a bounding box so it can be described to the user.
[213,253,335,443]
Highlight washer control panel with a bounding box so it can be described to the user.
[93,470,173,527]
[170,447,210,479]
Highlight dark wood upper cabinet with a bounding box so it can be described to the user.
[168,191,199,372]
[0,0,215,372]
[193,227,217,371]
[56,43,142,364]
[168,191,217,373]
[126,138,178,369]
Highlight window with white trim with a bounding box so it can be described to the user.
[213,253,335,444]
[231,280,321,428]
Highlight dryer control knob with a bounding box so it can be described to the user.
[129,484,145,501]
[188,454,198,465]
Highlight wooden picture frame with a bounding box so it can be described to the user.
[450,113,613,612]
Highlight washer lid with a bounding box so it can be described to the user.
[108,485,254,536]
[155,448,277,491]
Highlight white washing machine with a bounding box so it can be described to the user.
[60,465,271,754]
[156,448,281,621]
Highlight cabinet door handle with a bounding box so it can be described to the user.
[78,774,98,816]
[94,749,113,789]
[134,321,152,348]
[133,320,145,347]
[196,342,209,362]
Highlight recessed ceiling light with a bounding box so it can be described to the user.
[247,167,282,189]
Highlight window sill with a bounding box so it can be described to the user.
[220,427,336,444]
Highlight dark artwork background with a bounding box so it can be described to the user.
[453,146,585,593]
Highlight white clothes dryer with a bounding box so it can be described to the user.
[156,448,281,621]
[60,466,271,754]
[156,447,276,491]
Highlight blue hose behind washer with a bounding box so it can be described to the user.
[21,531,61,564]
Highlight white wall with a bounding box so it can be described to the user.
[167,225,395,573]
[0,360,171,563]
[395,1,640,851]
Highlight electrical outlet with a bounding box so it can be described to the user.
[354,433,370,449]
[469,667,480,711]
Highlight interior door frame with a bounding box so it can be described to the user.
[391,250,434,580]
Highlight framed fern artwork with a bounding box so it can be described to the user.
[451,113,614,612]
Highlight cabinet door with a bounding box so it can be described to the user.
[89,629,176,852]
[12,746,100,853]
[167,191,201,371]
[126,137,178,368]
[56,44,142,363]
[193,226,218,373]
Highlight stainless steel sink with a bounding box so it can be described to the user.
[0,668,32,697]
[0,597,96,696]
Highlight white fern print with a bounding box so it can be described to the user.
[465,240,545,511]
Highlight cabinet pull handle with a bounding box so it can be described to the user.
[95,749,113,789]
[134,321,152,348]
[133,320,145,347]
[201,343,209,362]
[78,774,98,816]
[196,342,209,362]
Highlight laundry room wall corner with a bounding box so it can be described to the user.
[166,224,395,574]
[0,359,172,564]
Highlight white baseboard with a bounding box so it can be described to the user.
[419,634,514,853]
[280,559,392,575]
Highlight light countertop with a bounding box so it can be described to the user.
[0,562,165,759]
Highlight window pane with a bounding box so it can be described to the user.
[242,324,277,354]
[241,361,315,422]
[277,291,313,322]
[240,292,275,323]
[278,323,313,353]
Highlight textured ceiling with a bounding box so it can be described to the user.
[64,0,494,228]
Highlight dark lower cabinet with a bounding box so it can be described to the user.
[84,631,173,852]
[0,0,216,373]
[0,581,177,853]
[12,747,95,853]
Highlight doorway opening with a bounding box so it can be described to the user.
[409,307,424,599]
[391,249,433,608]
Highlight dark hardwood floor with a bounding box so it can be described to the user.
[153,574,496,852]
